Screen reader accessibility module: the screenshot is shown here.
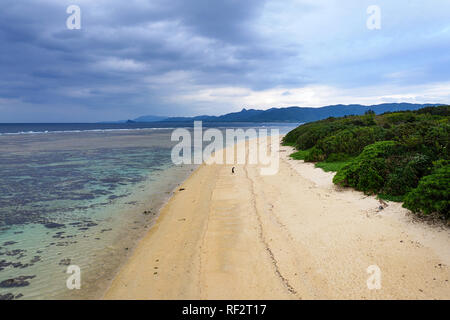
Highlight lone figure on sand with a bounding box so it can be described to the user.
[232,167,235,174]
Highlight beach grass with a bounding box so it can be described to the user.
[289,149,310,160]
[282,141,297,147]
[315,160,353,172]
[289,149,353,172]
[377,193,404,202]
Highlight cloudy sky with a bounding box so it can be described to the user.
[1,0,450,122]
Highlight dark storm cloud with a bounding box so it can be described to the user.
[0,0,449,122]
[0,0,278,121]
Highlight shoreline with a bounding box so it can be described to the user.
[82,163,199,300]
[94,163,200,299]
[102,160,219,299]
[57,163,198,300]
[0,129,202,300]
[104,137,450,299]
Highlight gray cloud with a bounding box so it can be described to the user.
[0,0,449,122]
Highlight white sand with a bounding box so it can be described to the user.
[104,137,450,299]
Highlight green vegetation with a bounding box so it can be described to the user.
[283,106,450,219]
[289,149,311,160]
[377,193,405,203]
[283,141,297,147]
[403,162,449,218]
[315,160,354,172]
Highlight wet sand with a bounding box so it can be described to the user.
[104,137,450,299]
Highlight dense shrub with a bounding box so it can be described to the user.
[333,143,433,196]
[325,153,352,162]
[403,165,450,217]
[307,126,386,161]
[333,141,399,194]
[283,114,378,150]
[284,105,450,218]
[304,146,326,162]
[383,154,432,196]
[295,126,336,150]
[416,105,450,116]
[422,124,449,159]
[289,149,310,160]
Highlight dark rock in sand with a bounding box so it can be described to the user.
[11,262,31,269]
[3,249,26,257]
[0,293,14,300]
[44,223,65,229]
[0,275,35,288]
[30,256,41,264]
[0,260,12,268]
[85,222,98,227]
[59,258,71,266]
[56,241,76,247]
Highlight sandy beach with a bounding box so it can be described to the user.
[104,137,450,300]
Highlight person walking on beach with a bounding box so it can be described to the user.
[232,167,235,174]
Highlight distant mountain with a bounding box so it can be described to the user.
[99,115,168,124]
[156,103,443,123]
[116,103,444,124]
[133,115,169,122]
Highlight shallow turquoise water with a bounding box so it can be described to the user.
[0,129,197,299]
[0,124,298,299]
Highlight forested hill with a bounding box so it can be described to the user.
[136,103,441,123]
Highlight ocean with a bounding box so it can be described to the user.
[0,122,299,299]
